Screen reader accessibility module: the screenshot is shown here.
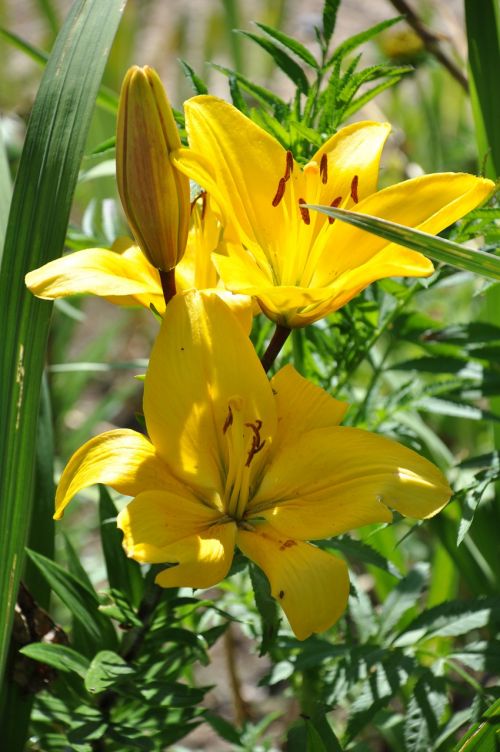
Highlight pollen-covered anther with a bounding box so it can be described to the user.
[245,419,265,466]
[351,175,359,203]
[272,177,286,207]
[298,198,311,225]
[320,153,328,184]
[284,150,294,181]
[328,196,342,225]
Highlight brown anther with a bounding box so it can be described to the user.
[298,198,310,225]
[245,419,265,466]
[284,150,294,181]
[350,175,359,203]
[190,190,207,219]
[272,177,286,207]
[320,153,328,184]
[279,539,297,551]
[328,196,342,225]
[223,405,233,434]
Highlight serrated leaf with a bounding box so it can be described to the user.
[20,643,90,678]
[236,31,310,93]
[84,650,134,694]
[322,0,341,44]
[394,597,500,645]
[380,563,429,639]
[211,63,286,109]
[326,17,403,67]
[327,535,401,579]
[255,22,318,68]
[307,204,500,281]
[178,58,208,95]
[404,676,447,752]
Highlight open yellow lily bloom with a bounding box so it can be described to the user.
[25,197,252,323]
[175,96,494,327]
[55,292,450,640]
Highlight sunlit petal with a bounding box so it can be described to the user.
[55,429,184,520]
[154,523,237,588]
[117,489,222,562]
[248,427,451,540]
[238,524,350,640]
[144,291,276,495]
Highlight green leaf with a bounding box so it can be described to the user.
[249,563,280,655]
[99,486,144,607]
[455,697,500,751]
[394,598,500,645]
[0,125,12,260]
[307,203,500,281]
[322,0,341,44]
[326,535,401,579]
[326,17,403,67]
[254,22,318,69]
[236,31,310,93]
[84,650,134,694]
[178,59,208,95]
[20,643,90,678]
[25,549,117,650]
[379,564,429,639]
[0,0,125,688]
[211,63,286,110]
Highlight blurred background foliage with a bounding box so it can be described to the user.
[0,0,499,750]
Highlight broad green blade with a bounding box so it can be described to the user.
[0,124,12,260]
[307,204,500,280]
[465,0,500,179]
[0,0,126,688]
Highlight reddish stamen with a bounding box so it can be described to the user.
[328,196,342,225]
[350,175,359,203]
[190,190,207,219]
[245,420,265,466]
[285,150,294,181]
[298,198,310,225]
[272,177,286,207]
[320,153,328,184]
[223,405,233,434]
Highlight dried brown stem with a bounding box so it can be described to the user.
[387,0,468,92]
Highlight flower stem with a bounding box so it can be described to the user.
[159,268,176,307]
[260,324,291,373]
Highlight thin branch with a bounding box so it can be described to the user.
[387,0,468,92]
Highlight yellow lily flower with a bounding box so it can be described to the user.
[55,291,450,640]
[25,197,252,323]
[175,96,494,327]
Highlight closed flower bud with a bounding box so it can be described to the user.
[116,65,190,271]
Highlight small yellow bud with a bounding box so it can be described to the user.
[116,66,190,271]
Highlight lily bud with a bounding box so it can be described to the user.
[116,65,190,271]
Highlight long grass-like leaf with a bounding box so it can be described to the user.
[307,204,500,280]
[0,0,126,688]
[0,125,12,260]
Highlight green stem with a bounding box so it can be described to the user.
[260,324,291,373]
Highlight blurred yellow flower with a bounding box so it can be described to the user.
[175,96,494,327]
[55,292,451,640]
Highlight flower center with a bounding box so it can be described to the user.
[222,397,266,521]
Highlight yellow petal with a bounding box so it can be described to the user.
[154,523,237,589]
[144,291,276,495]
[270,365,348,454]
[313,173,494,286]
[117,489,222,563]
[25,245,164,310]
[248,427,451,540]
[176,95,289,255]
[312,121,391,205]
[55,429,183,520]
[238,524,350,640]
